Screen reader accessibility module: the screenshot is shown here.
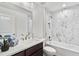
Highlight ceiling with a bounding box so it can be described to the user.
[39,2,79,12]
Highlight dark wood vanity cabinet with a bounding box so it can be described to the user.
[13,42,43,56]
[13,50,26,56]
[26,42,43,56]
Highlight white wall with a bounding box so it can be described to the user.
[32,3,45,39]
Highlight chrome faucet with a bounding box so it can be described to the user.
[49,36,52,41]
[21,34,25,40]
[25,33,30,40]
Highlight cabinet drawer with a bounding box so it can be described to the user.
[26,42,43,56]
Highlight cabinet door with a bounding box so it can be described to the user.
[32,48,43,56]
[13,50,25,56]
[26,42,43,56]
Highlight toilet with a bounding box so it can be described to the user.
[43,46,56,56]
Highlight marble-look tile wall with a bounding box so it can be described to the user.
[47,6,79,46]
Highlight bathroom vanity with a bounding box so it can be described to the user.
[0,39,44,56]
[13,42,43,56]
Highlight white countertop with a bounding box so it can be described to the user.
[0,38,45,56]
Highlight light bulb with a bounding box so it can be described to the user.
[62,4,66,7]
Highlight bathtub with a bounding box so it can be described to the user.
[46,41,79,56]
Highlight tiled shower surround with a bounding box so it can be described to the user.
[47,5,79,46]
